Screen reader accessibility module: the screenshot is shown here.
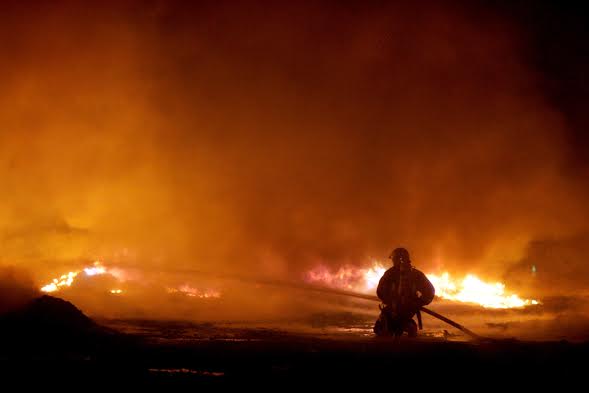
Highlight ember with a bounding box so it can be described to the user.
[167,285,221,299]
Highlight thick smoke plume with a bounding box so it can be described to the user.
[1,1,588,319]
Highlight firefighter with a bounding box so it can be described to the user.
[374,247,435,337]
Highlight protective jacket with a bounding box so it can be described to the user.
[376,265,435,315]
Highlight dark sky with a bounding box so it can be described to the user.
[487,0,589,170]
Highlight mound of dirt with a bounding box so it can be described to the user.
[0,295,106,351]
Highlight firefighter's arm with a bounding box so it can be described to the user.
[376,273,388,303]
[416,271,435,306]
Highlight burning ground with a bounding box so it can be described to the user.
[27,258,589,342]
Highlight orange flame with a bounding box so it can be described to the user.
[306,261,538,309]
[40,271,79,293]
[41,261,113,293]
[40,262,221,300]
[427,272,539,309]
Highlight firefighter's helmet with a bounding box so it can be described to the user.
[389,247,411,265]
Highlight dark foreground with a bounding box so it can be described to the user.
[1,297,587,388]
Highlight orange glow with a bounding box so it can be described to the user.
[306,261,539,309]
[3,1,589,326]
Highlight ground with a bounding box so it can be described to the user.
[1,296,587,388]
[1,317,587,388]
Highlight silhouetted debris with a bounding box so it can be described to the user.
[0,295,117,352]
[486,322,510,330]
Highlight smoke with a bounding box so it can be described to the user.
[506,233,589,297]
[1,1,588,319]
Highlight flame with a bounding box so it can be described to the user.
[306,261,539,309]
[167,285,221,299]
[40,262,220,300]
[41,261,111,293]
[84,264,107,276]
[40,271,79,293]
[427,273,539,309]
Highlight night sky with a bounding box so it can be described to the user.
[492,0,589,170]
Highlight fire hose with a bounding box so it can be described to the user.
[157,268,484,341]
[275,282,483,340]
